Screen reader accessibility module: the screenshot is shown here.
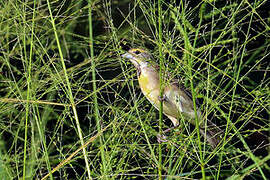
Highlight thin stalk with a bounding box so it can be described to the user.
[158,0,164,179]
[46,0,91,179]
[23,0,30,178]
[226,2,266,179]
[217,0,235,178]
[179,2,205,179]
[88,0,107,178]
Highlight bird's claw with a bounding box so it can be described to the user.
[158,95,166,102]
[157,134,168,143]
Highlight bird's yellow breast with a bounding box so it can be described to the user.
[138,68,160,106]
[138,73,151,95]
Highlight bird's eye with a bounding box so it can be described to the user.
[134,50,141,55]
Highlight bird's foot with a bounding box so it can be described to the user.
[157,134,168,143]
[158,95,167,102]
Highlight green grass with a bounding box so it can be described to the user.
[0,0,269,179]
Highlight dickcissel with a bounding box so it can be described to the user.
[122,48,223,148]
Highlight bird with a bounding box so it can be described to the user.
[121,48,223,148]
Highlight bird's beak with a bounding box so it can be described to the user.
[121,52,139,68]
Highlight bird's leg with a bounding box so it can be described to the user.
[164,126,176,133]
[157,95,178,143]
[157,113,181,143]
[157,95,168,143]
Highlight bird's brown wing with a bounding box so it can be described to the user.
[172,80,224,148]
[171,80,200,107]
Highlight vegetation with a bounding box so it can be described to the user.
[0,0,269,179]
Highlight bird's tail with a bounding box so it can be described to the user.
[199,120,224,148]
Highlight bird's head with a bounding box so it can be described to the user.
[121,48,158,70]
